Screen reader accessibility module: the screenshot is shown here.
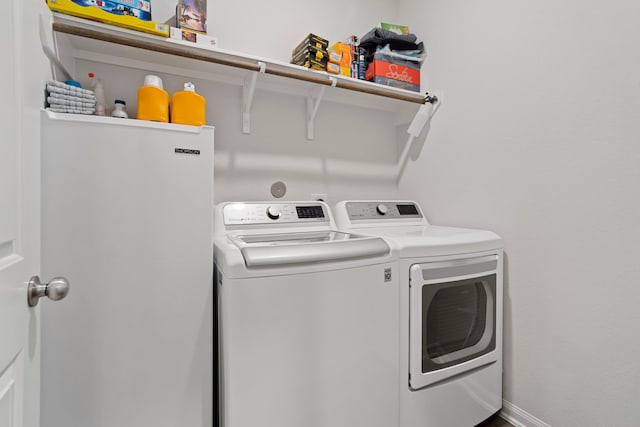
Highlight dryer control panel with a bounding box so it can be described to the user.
[345,201,423,220]
[223,202,329,225]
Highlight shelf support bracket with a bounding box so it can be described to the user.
[39,13,72,81]
[397,93,441,179]
[242,61,266,134]
[306,77,337,140]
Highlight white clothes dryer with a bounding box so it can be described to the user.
[334,200,503,427]
[214,201,400,427]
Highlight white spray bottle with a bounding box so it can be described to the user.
[88,72,107,116]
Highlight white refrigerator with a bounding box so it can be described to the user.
[40,110,214,427]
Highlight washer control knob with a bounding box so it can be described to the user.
[266,206,281,220]
[376,204,389,215]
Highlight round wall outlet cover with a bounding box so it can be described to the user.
[270,181,287,198]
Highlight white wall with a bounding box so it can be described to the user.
[63,1,640,424]
[151,0,394,62]
[73,59,402,204]
[397,1,640,426]
[74,0,405,205]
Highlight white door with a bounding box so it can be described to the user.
[0,1,55,427]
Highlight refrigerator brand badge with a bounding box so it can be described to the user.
[175,148,200,155]
[384,268,392,282]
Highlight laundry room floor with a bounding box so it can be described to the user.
[477,414,514,427]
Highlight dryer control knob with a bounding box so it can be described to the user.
[266,206,281,220]
[376,204,389,215]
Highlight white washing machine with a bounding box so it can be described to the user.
[334,200,503,427]
[214,201,400,427]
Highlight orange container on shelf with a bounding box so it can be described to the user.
[137,75,169,122]
[171,82,206,126]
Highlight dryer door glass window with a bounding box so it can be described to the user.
[421,275,496,373]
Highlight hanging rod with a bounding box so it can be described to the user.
[51,18,430,105]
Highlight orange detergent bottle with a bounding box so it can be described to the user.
[171,82,206,126]
[137,75,169,122]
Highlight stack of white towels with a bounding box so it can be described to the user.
[46,80,96,115]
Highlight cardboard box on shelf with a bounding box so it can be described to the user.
[177,0,207,34]
[326,62,340,74]
[291,53,327,68]
[169,27,217,47]
[47,0,169,36]
[365,54,421,92]
[292,56,327,71]
[291,44,327,64]
[66,0,152,20]
[327,51,341,64]
[292,33,329,55]
[329,42,351,77]
[380,22,410,35]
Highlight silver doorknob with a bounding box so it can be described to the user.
[27,276,70,307]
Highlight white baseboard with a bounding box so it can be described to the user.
[499,400,552,427]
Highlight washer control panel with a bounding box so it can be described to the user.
[346,202,423,220]
[224,203,328,225]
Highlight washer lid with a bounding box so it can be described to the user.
[229,231,390,267]
[233,231,351,245]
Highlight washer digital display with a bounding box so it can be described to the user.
[397,204,419,215]
[296,205,325,219]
